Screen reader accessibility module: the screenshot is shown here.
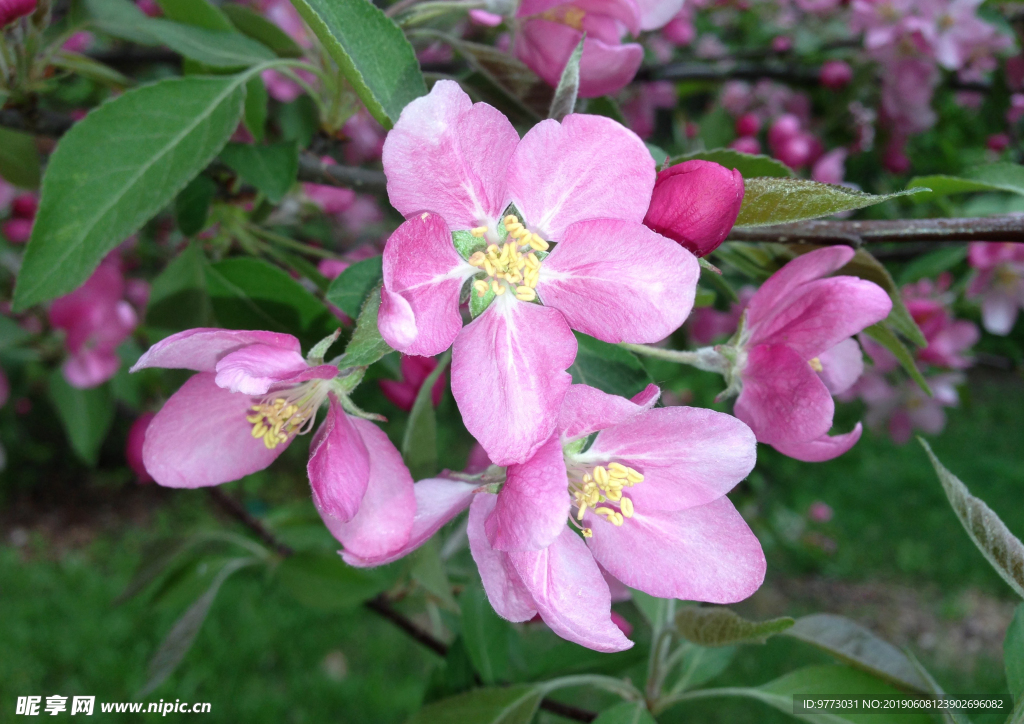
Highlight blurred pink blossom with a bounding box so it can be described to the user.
[379,354,448,412]
[967,241,1024,334]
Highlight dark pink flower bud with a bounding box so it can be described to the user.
[730,136,762,154]
[819,60,852,90]
[808,501,833,523]
[771,35,792,52]
[768,114,801,151]
[734,113,760,137]
[11,193,37,219]
[126,412,155,483]
[987,133,1010,151]
[776,134,813,169]
[0,0,36,27]
[643,160,745,257]
[883,138,911,174]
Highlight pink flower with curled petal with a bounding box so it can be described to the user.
[129,328,414,555]
[694,247,893,462]
[379,354,448,412]
[642,160,745,257]
[467,383,762,652]
[967,241,1024,335]
[49,259,140,389]
[378,81,698,466]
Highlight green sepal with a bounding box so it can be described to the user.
[453,230,485,260]
[469,279,495,318]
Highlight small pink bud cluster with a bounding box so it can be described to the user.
[0,0,35,27]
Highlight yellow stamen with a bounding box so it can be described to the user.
[470,226,488,237]
[528,234,549,251]
[502,215,518,225]
[582,528,593,538]
[620,497,634,518]
[473,280,489,297]
[516,286,537,302]
[808,357,823,373]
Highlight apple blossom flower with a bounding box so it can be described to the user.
[49,259,140,388]
[642,160,745,257]
[0,0,36,27]
[967,241,1024,335]
[622,81,677,139]
[735,113,761,137]
[129,328,416,556]
[689,247,892,462]
[855,369,963,444]
[379,354,448,412]
[902,275,978,369]
[811,148,847,185]
[731,136,762,154]
[377,81,698,466]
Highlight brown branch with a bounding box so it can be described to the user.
[205,487,598,721]
[0,107,386,192]
[728,215,1024,245]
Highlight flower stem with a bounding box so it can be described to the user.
[248,225,342,260]
[539,674,643,702]
[621,343,727,374]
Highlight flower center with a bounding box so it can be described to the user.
[541,5,586,29]
[566,462,644,537]
[467,215,548,302]
[246,380,328,449]
[808,357,823,373]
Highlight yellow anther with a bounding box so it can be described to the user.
[620,497,634,518]
[528,234,549,251]
[582,473,593,483]
[494,283,506,295]
[487,244,499,254]
[577,502,588,520]
[594,466,609,486]
[511,227,529,240]
[516,286,537,302]
[610,512,624,526]
[608,462,629,478]
[468,251,486,267]
[625,468,644,484]
[808,357,823,373]
[470,226,488,237]
[594,506,614,518]
[483,260,496,277]
[473,280,489,297]
[503,215,519,225]
[582,528,593,538]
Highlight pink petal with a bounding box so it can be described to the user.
[343,477,478,567]
[735,344,834,445]
[131,328,300,373]
[214,344,318,395]
[580,406,756,512]
[487,436,571,551]
[634,0,683,29]
[748,277,893,360]
[451,297,576,466]
[63,347,121,388]
[379,213,475,356]
[771,423,863,462]
[307,394,370,522]
[518,0,642,35]
[981,293,1019,335]
[540,219,698,343]
[586,496,765,602]
[557,383,648,441]
[506,113,654,240]
[143,373,286,487]
[468,494,538,622]
[816,338,864,396]
[381,80,520,229]
[510,525,634,652]
[631,383,661,408]
[745,246,855,334]
[323,418,416,562]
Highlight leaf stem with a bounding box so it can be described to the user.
[622,343,727,374]
[539,674,644,702]
[248,225,342,260]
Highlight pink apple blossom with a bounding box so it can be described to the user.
[855,369,963,444]
[731,136,762,154]
[903,275,978,368]
[642,160,745,257]
[622,81,677,139]
[379,354,448,412]
[693,247,893,461]
[49,259,140,388]
[2,192,37,244]
[735,113,761,137]
[377,81,698,466]
[811,148,847,185]
[967,242,1024,335]
[0,0,35,26]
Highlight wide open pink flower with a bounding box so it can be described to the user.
[49,258,139,389]
[967,241,1024,335]
[695,247,892,462]
[130,328,415,553]
[903,275,978,369]
[378,81,698,466]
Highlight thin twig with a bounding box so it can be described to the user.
[728,215,1024,245]
[538,699,598,722]
[207,488,294,557]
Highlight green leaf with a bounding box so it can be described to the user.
[782,613,933,695]
[339,284,393,368]
[0,127,41,188]
[584,96,626,124]
[452,230,485,260]
[0,314,31,350]
[592,702,656,724]
[897,245,968,285]
[668,149,793,179]
[146,243,214,333]
[908,163,1024,201]
[862,323,931,395]
[735,179,925,228]
[204,256,333,343]
[570,333,653,398]
[175,175,217,236]
[47,370,115,466]
[460,585,511,685]
[406,685,543,724]
[84,0,160,44]
[675,606,794,647]
[287,0,426,127]
[275,551,396,610]
[1007,604,1024,702]
[14,75,248,310]
[672,643,737,691]
[139,557,256,696]
[755,665,934,724]
[222,2,304,57]
[325,255,383,319]
[157,0,234,30]
[243,76,269,142]
[548,36,584,122]
[920,439,1024,600]
[144,19,276,68]
[835,249,927,348]
[50,51,132,88]
[219,142,298,203]
[401,353,447,480]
